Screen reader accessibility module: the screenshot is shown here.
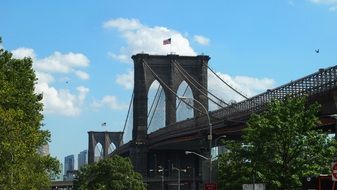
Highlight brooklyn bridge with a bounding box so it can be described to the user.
[87,53,337,190]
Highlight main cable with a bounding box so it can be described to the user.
[173,60,229,107]
[207,65,248,100]
[119,90,134,146]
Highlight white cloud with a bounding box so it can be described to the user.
[92,96,128,110]
[11,48,36,60]
[310,0,337,4]
[103,18,196,63]
[35,83,89,116]
[116,70,134,90]
[103,18,142,31]
[193,35,210,46]
[11,48,91,117]
[36,71,55,84]
[75,70,90,80]
[108,52,129,63]
[329,4,337,10]
[77,86,90,103]
[11,48,90,74]
[310,0,337,11]
[35,83,90,117]
[208,70,275,109]
[35,51,89,73]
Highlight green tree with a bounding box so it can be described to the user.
[0,38,60,189]
[218,140,252,189]
[218,97,337,190]
[74,156,146,190]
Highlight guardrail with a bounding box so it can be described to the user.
[211,65,337,119]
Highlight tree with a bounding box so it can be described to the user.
[0,39,60,189]
[218,140,252,189]
[74,156,146,190]
[218,97,337,190]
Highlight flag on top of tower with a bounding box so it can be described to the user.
[163,38,171,45]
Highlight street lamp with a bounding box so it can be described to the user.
[179,96,213,183]
[172,165,187,190]
[158,168,164,190]
[185,151,209,160]
[149,168,165,190]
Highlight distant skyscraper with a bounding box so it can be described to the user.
[64,154,75,181]
[78,150,88,169]
[64,154,74,174]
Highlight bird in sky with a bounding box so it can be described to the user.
[315,49,319,53]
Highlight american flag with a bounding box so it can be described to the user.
[163,38,171,45]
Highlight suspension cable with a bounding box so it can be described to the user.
[147,84,162,119]
[173,60,229,107]
[148,86,163,129]
[142,59,205,115]
[176,84,189,109]
[207,65,248,100]
[119,90,134,146]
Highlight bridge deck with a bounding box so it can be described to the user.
[117,65,337,154]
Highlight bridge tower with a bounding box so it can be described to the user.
[88,131,123,163]
[131,53,210,176]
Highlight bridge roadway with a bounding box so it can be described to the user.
[50,180,73,190]
[117,65,337,155]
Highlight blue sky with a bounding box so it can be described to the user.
[1,0,337,167]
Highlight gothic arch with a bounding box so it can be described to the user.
[132,54,210,143]
[176,80,194,122]
[94,143,103,162]
[147,80,166,134]
[108,143,116,155]
[88,131,123,164]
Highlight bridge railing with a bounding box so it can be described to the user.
[148,65,337,139]
[211,65,337,120]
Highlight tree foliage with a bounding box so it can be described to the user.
[0,40,60,189]
[218,97,337,190]
[74,156,146,190]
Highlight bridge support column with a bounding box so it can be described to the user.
[130,144,148,177]
[130,53,210,180]
[88,131,123,164]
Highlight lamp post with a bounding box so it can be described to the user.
[158,168,164,190]
[172,165,186,190]
[179,96,213,184]
[149,167,165,190]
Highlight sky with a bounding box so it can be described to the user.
[1,0,337,168]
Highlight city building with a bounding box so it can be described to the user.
[64,154,75,181]
[78,150,88,169]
